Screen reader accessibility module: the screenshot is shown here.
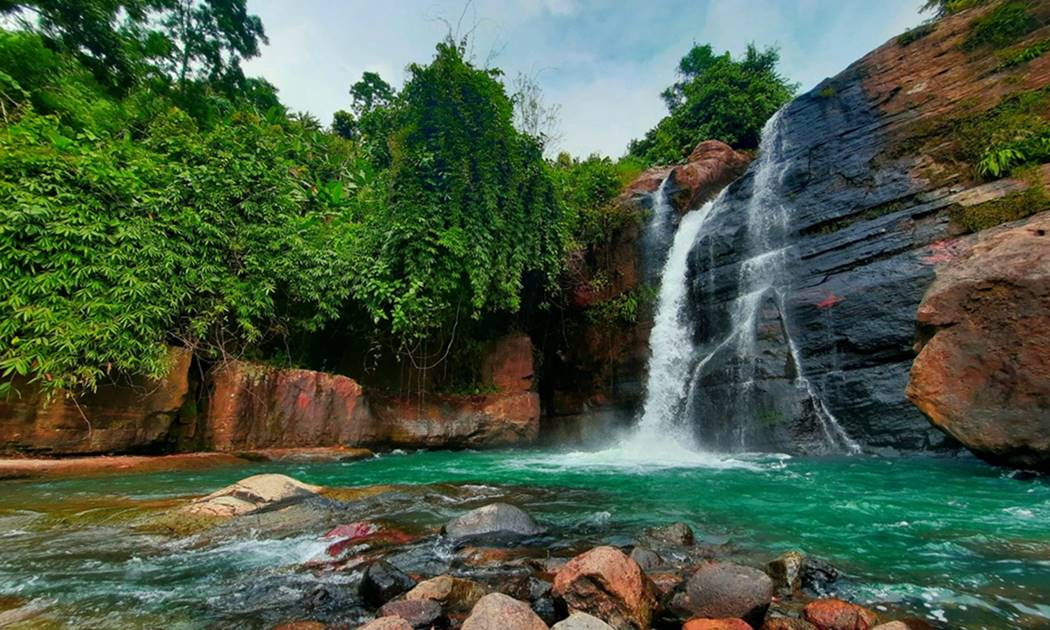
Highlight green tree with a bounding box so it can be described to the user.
[629,43,797,164]
[351,40,566,345]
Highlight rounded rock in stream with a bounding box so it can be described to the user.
[182,474,322,517]
[403,575,490,615]
[640,522,694,547]
[762,618,817,630]
[683,619,753,630]
[461,592,548,630]
[360,561,416,607]
[378,599,443,628]
[767,551,805,594]
[552,546,657,630]
[680,562,773,627]
[802,599,878,630]
[551,612,614,629]
[444,503,545,542]
[359,617,414,630]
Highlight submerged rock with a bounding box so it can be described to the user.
[444,503,545,542]
[680,562,773,627]
[551,612,614,629]
[799,558,839,596]
[552,546,657,630]
[802,599,878,630]
[640,522,695,547]
[461,593,548,630]
[908,212,1050,471]
[182,474,322,518]
[360,561,415,607]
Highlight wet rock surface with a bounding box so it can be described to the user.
[461,592,548,630]
[444,503,546,542]
[803,599,879,630]
[677,6,1050,454]
[552,546,657,630]
[361,561,416,607]
[679,562,773,627]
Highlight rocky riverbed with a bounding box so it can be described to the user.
[0,450,1047,629]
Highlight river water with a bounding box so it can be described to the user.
[1,450,1047,629]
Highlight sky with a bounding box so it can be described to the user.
[243,0,927,158]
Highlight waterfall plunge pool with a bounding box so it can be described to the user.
[1,449,1048,629]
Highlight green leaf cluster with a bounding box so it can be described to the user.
[627,44,797,164]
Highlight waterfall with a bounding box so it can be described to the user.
[626,200,715,452]
[624,110,860,457]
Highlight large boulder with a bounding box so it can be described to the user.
[665,140,752,213]
[908,212,1050,470]
[680,562,773,628]
[377,599,443,629]
[552,546,657,630]
[461,593,548,630]
[205,361,372,451]
[0,346,191,455]
[181,474,321,518]
[802,599,878,630]
[445,503,545,542]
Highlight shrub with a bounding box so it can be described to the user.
[963,1,1039,51]
[898,22,937,46]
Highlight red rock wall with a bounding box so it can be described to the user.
[0,347,192,455]
[203,361,373,451]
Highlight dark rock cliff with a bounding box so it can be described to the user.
[680,4,1050,453]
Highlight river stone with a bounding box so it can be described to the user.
[403,575,489,614]
[360,561,415,607]
[763,618,818,630]
[181,474,321,517]
[802,599,878,630]
[462,593,548,630]
[767,550,805,593]
[684,562,773,627]
[871,624,910,630]
[359,618,413,630]
[551,612,614,629]
[629,547,662,571]
[552,546,657,630]
[799,558,840,595]
[378,599,443,628]
[683,619,753,630]
[444,503,545,542]
[641,522,694,547]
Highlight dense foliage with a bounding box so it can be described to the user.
[628,44,796,164]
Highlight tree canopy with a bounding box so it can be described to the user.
[628,43,797,164]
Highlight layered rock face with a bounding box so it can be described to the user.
[0,347,191,455]
[540,141,750,444]
[204,361,372,451]
[1,333,541,455]
[679,6,1050,453]
[908,211,1050,471]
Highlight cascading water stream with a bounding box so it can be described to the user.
[620,109,860,458]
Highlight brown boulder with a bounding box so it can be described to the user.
[552,612,615,629]
[378,599,443,628]
[767,551,804,594]
[0,346,191,455]
[624,167,673,195]
[206,361,371,451]
[802,599,878,630]
[666,141,752,213]
[462,593,548,630]
[480,333,535,392]
[182,473,322,518]
[552,546,657,630]
[683,619,753,630]
[762,618,816,630]
[907,212,1050,470]
[403,575,489,615]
